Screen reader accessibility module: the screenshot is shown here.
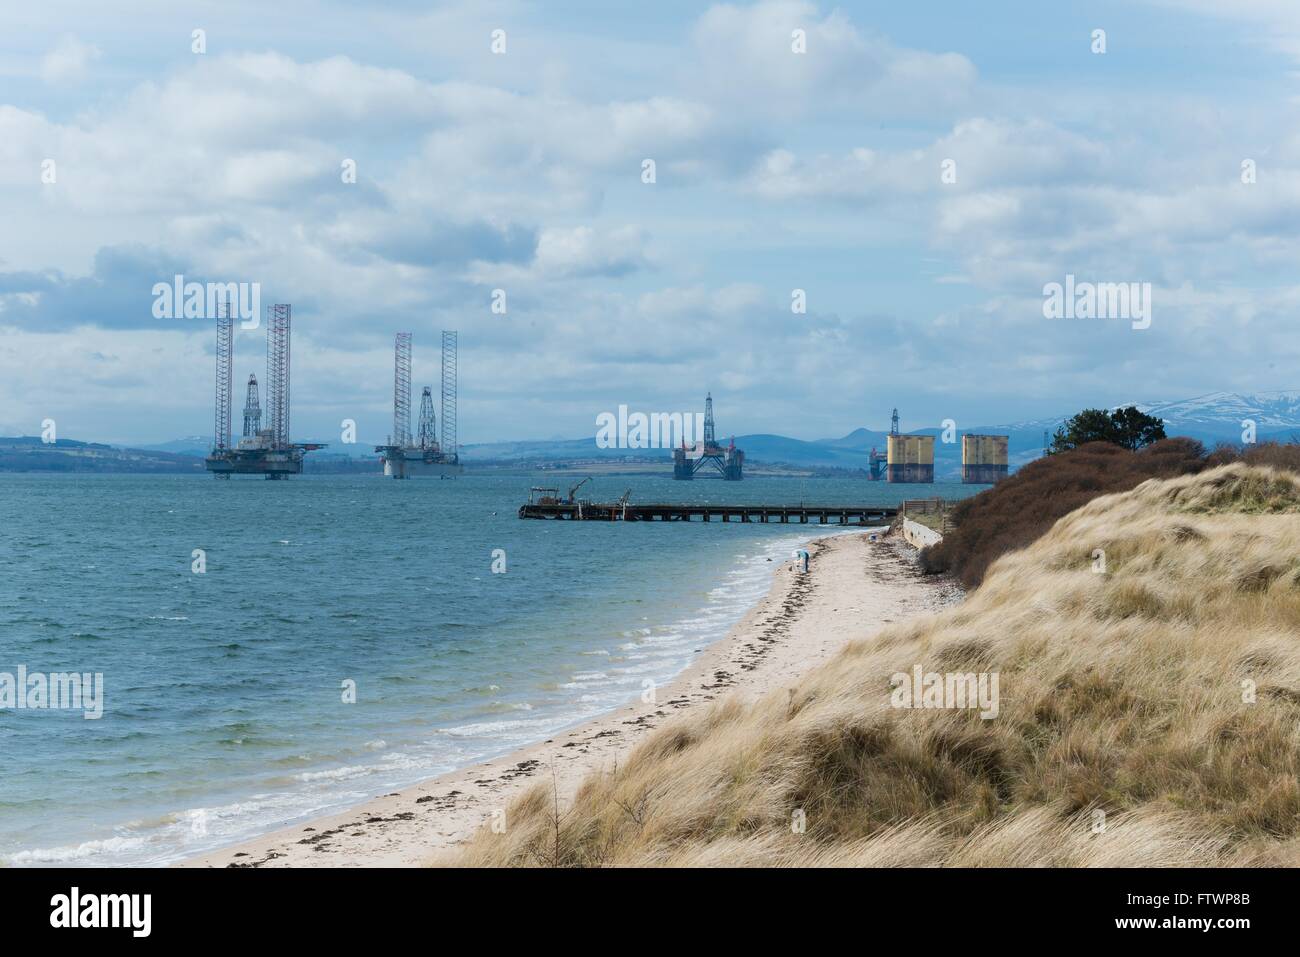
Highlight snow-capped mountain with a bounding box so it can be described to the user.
[998,392,1300,438]
[949,391,1300,474]
[1133,392,1300,429]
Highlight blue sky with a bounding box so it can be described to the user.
[2,0,1299,445]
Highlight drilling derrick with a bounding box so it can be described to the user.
[674,392,743,480]
[417,386,438,451]
[204,301,324,479]
[703,392,717,449]
[213,297,233,454]
[242,375,262,438]
[441,330,457,461]
[890,407,900,436]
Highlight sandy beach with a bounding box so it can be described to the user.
[183,529,960,868]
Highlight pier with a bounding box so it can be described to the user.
[518,501,897,524]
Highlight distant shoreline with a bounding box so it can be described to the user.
[182,529,959,868]
[0,458,869,478]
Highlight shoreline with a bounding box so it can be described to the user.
[182,529,960,868]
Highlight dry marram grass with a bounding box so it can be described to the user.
[441,465,1300,867]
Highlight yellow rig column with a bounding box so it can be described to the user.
[961,434,1009,484]
[886,434,935,483]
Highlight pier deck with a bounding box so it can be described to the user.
[518,502,897,524]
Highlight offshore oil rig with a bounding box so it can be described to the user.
[205,302,325,478]
[870,406,1008,484]
[374,331,462,478]
[672,393,744,480]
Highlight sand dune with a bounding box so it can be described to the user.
[445,465,1300,867]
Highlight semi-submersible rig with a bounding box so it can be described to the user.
[672,393,744,480]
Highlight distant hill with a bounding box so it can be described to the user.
[17,391,1299,476]
[1006,391,1300,455]
[0,437,204,473]
[134,436,211,457]
[462,391,1300,479]
[0,436,383,475]
[1139,390,1300,429]
[460,436,624,464]
[461,429,982,478]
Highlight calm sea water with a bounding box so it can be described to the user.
[0,472,977,866]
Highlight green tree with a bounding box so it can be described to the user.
[1049,406,1166,454]
[1110,406,1168,450]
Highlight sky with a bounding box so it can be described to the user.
[2,0,1299,446]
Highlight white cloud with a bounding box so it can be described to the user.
[746,118,1114,203]
[689,0,975,117]
[475,225,651,282]
[1146,0,1300,60]
[2,1,1299,443]
[40,35,100,84]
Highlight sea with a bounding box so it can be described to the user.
[0,472,978,866]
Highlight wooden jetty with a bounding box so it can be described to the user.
[517,484,897,525]
[518,500,897,524]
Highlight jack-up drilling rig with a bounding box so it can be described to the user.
[673,392,744,480]
[375,330,463,478]
[204,302,325,478]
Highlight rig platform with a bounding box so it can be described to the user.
[205,440,325,479]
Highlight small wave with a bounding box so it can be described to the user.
[294,764,372,783]
[437,715,559,738]
[476,698,537,715]
[6,835,150,865]
[120,811,183,831]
